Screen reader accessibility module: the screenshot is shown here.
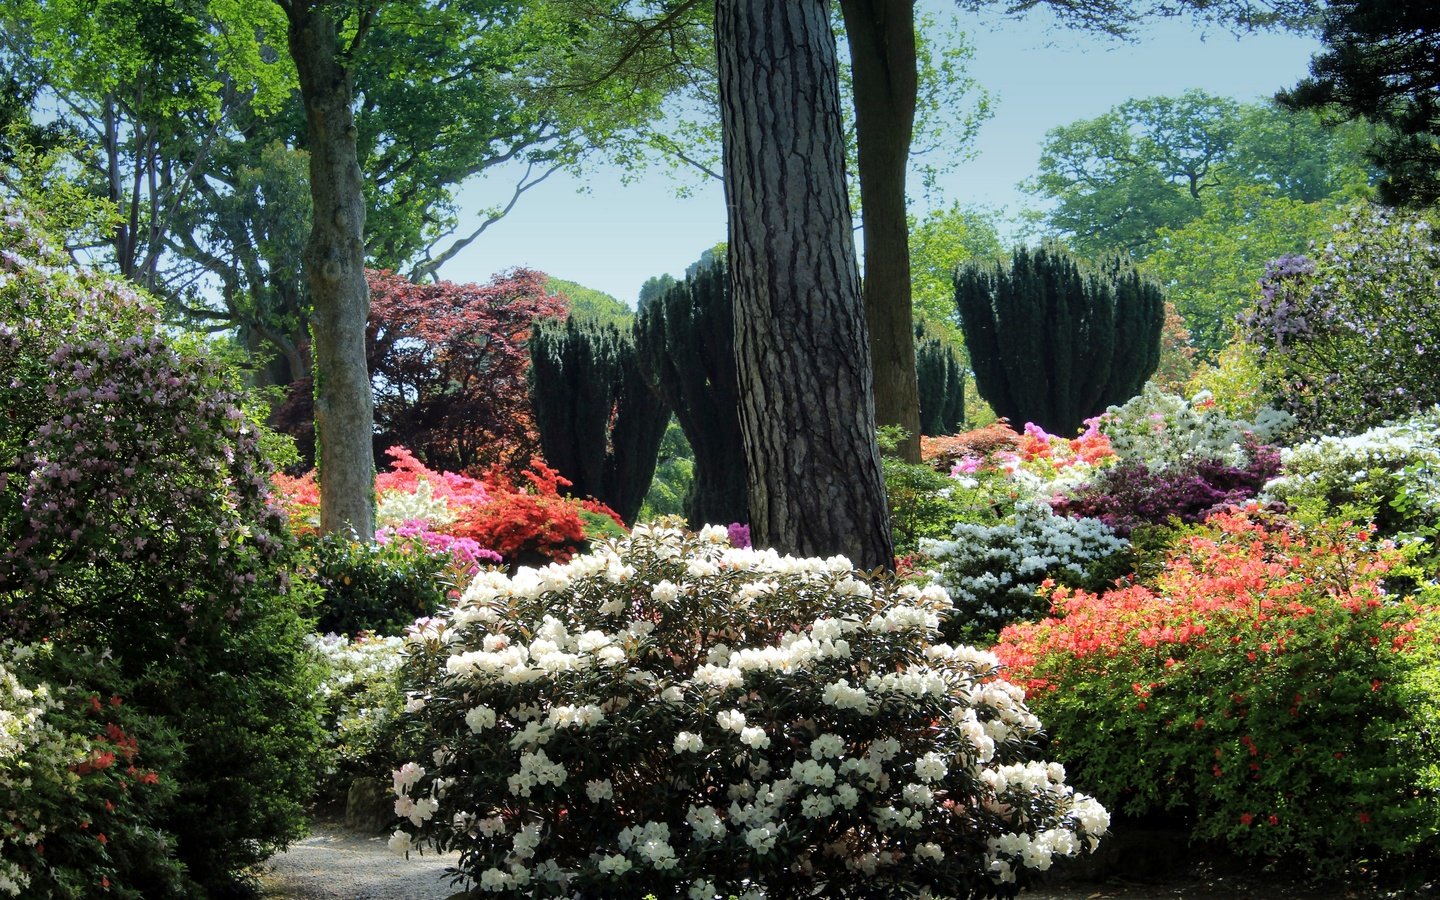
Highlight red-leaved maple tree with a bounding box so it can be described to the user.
[367,268,568,475]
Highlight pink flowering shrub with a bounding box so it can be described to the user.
[0,200,323,892]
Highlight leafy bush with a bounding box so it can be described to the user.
[922,501,1128,642]
[1,643,188,899]
[1244,206,1440,435]
[391,525,1110,898]
[882,454,976,557]
[1262,407,1440,545]
[994,508,1440,877]
[310,633,419,803]
[302,533,460,637]
[877,427,976,557]
[0,199,324,892]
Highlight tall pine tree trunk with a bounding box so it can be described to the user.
[285,3,375,539]
[841,0,922,463]
[716,0,894,570]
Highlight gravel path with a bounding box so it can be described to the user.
[259,825,464,900]
[258,823,1371,900]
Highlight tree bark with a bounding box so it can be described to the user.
[841,0,922,463]
[285,3,376,539]
[716,0,894,570]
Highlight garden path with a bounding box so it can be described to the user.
[259,823,1361,900]
[259,824,461,900]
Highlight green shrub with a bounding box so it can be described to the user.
[1262,407,1440,564]
[995,508,1440,879]
[303,533,456,637]
[310,633,419,804]
[0,199,323,894]
[877,427,976,557]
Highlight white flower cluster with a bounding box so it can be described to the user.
[986,794,1110,882]
[0,653,52,897]
[923,500,1126,633]
[1102,384,1294,468]
[389,524,1107,896]
[617,821,679,869]
[1263,406,1440,527]
[376,478,456,528]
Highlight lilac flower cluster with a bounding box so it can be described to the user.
[1244,206,1440,434]
[1,198,290,636]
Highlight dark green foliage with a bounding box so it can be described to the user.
[633,260,749,528]
[301,533,455,636]
[528,316,670,525]
[1279,0,1440,206]
[955,243,1163,436]
[914,325,965,436]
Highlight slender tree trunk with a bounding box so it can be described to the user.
[716,0,894,570]
[841,0,922,463]
[285,3,375,539]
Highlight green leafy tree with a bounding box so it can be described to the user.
[0,0,292,289]
[547,277,633,327]
[909,201,1004,337]
[1026,91,1239,257]
[956,243,1164,436]
[1025,92,1375,259]
[1279,0,1440,206]
[1145,182,1359,355]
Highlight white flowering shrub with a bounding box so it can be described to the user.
[311,633,417,800]
[392,525,1108,898]
[1101,384,1294,468]
[1262,407,1440,545]
[922,502,1128,642]
[0,652,50,897]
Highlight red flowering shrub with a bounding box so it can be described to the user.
[271,450,616,570]
[2,644,189,897]
[450,459,588,564]
[993,507,1440,875]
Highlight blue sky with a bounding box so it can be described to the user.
[441,2,1322,306]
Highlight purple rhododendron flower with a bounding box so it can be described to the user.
[727,522,751,549]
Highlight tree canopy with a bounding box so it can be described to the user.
[1278,0,1440,206]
